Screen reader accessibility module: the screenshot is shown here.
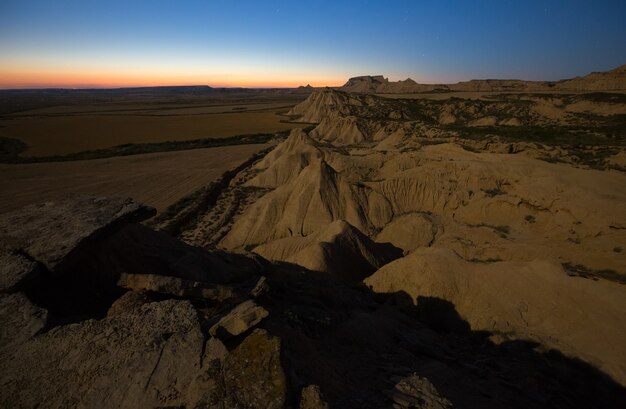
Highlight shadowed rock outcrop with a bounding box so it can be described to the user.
[0,195,155,274]
[254,220,401,281]
[0,196,625,408]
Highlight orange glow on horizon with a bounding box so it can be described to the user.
[0,66,346,89]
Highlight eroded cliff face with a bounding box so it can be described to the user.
[214,89,626,387]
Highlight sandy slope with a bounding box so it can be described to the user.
[365,247,626,384]
[210,89,626,386]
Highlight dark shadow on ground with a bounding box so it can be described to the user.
[18,224,626,408]
[257,261,626,409]
[24,223,262,326]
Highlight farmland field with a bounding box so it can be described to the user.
[0,142,271,214]
[0,110,299,156]
[0,88,308,156]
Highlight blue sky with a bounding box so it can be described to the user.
[0,0,625,87]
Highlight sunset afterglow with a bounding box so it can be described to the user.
[0,65,347,89]
[1,0,625,89]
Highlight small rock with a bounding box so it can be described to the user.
[299,385,329,409]
[250,275,269,298]
[209,300,269,338]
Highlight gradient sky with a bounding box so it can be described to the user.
[1,0,625,88]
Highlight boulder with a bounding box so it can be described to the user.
[209,299,269,338]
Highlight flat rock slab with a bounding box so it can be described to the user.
[209,299,269,338]
[0,299,203,409]
[0,195,155,273]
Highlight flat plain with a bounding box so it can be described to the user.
[0,142,270,214]
[0,88,306,156]
[0,88,305,215]
[0,108,299,156]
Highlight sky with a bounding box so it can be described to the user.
[0,0,625,89]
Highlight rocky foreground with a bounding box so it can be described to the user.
[0,195,625,409]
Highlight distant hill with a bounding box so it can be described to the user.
[291,84,317,94]
[555,64,626,91]
[341,75,389,93]
[340,64,626,93]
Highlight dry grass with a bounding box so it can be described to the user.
[0,143,270,214]
[0,111,299,156]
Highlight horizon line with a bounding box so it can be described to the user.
[1,63,622,91]
[0,84,320,91]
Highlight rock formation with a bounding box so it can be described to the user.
[556,64,626,91]
[340,64,626,93]
[214,86,626,392]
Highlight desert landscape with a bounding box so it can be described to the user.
[1,1,626,408]
[2,65,625,408]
